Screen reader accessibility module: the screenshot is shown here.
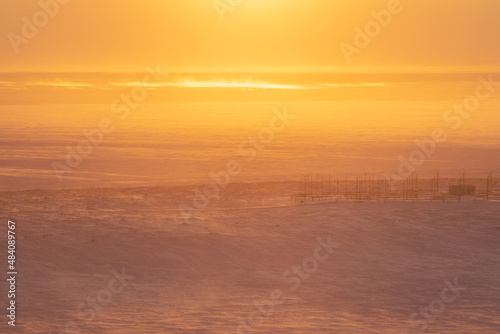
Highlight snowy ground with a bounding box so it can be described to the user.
[1,182,499,333]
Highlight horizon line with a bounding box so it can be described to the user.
[1,66,500,75]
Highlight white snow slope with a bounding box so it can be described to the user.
[0,182,499,333]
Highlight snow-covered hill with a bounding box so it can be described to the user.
[1,182,499,333]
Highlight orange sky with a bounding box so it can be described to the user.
[1,0,500,72]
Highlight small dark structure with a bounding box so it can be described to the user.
[449,185,476,196]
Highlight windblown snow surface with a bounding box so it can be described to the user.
[1,181,499,333]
